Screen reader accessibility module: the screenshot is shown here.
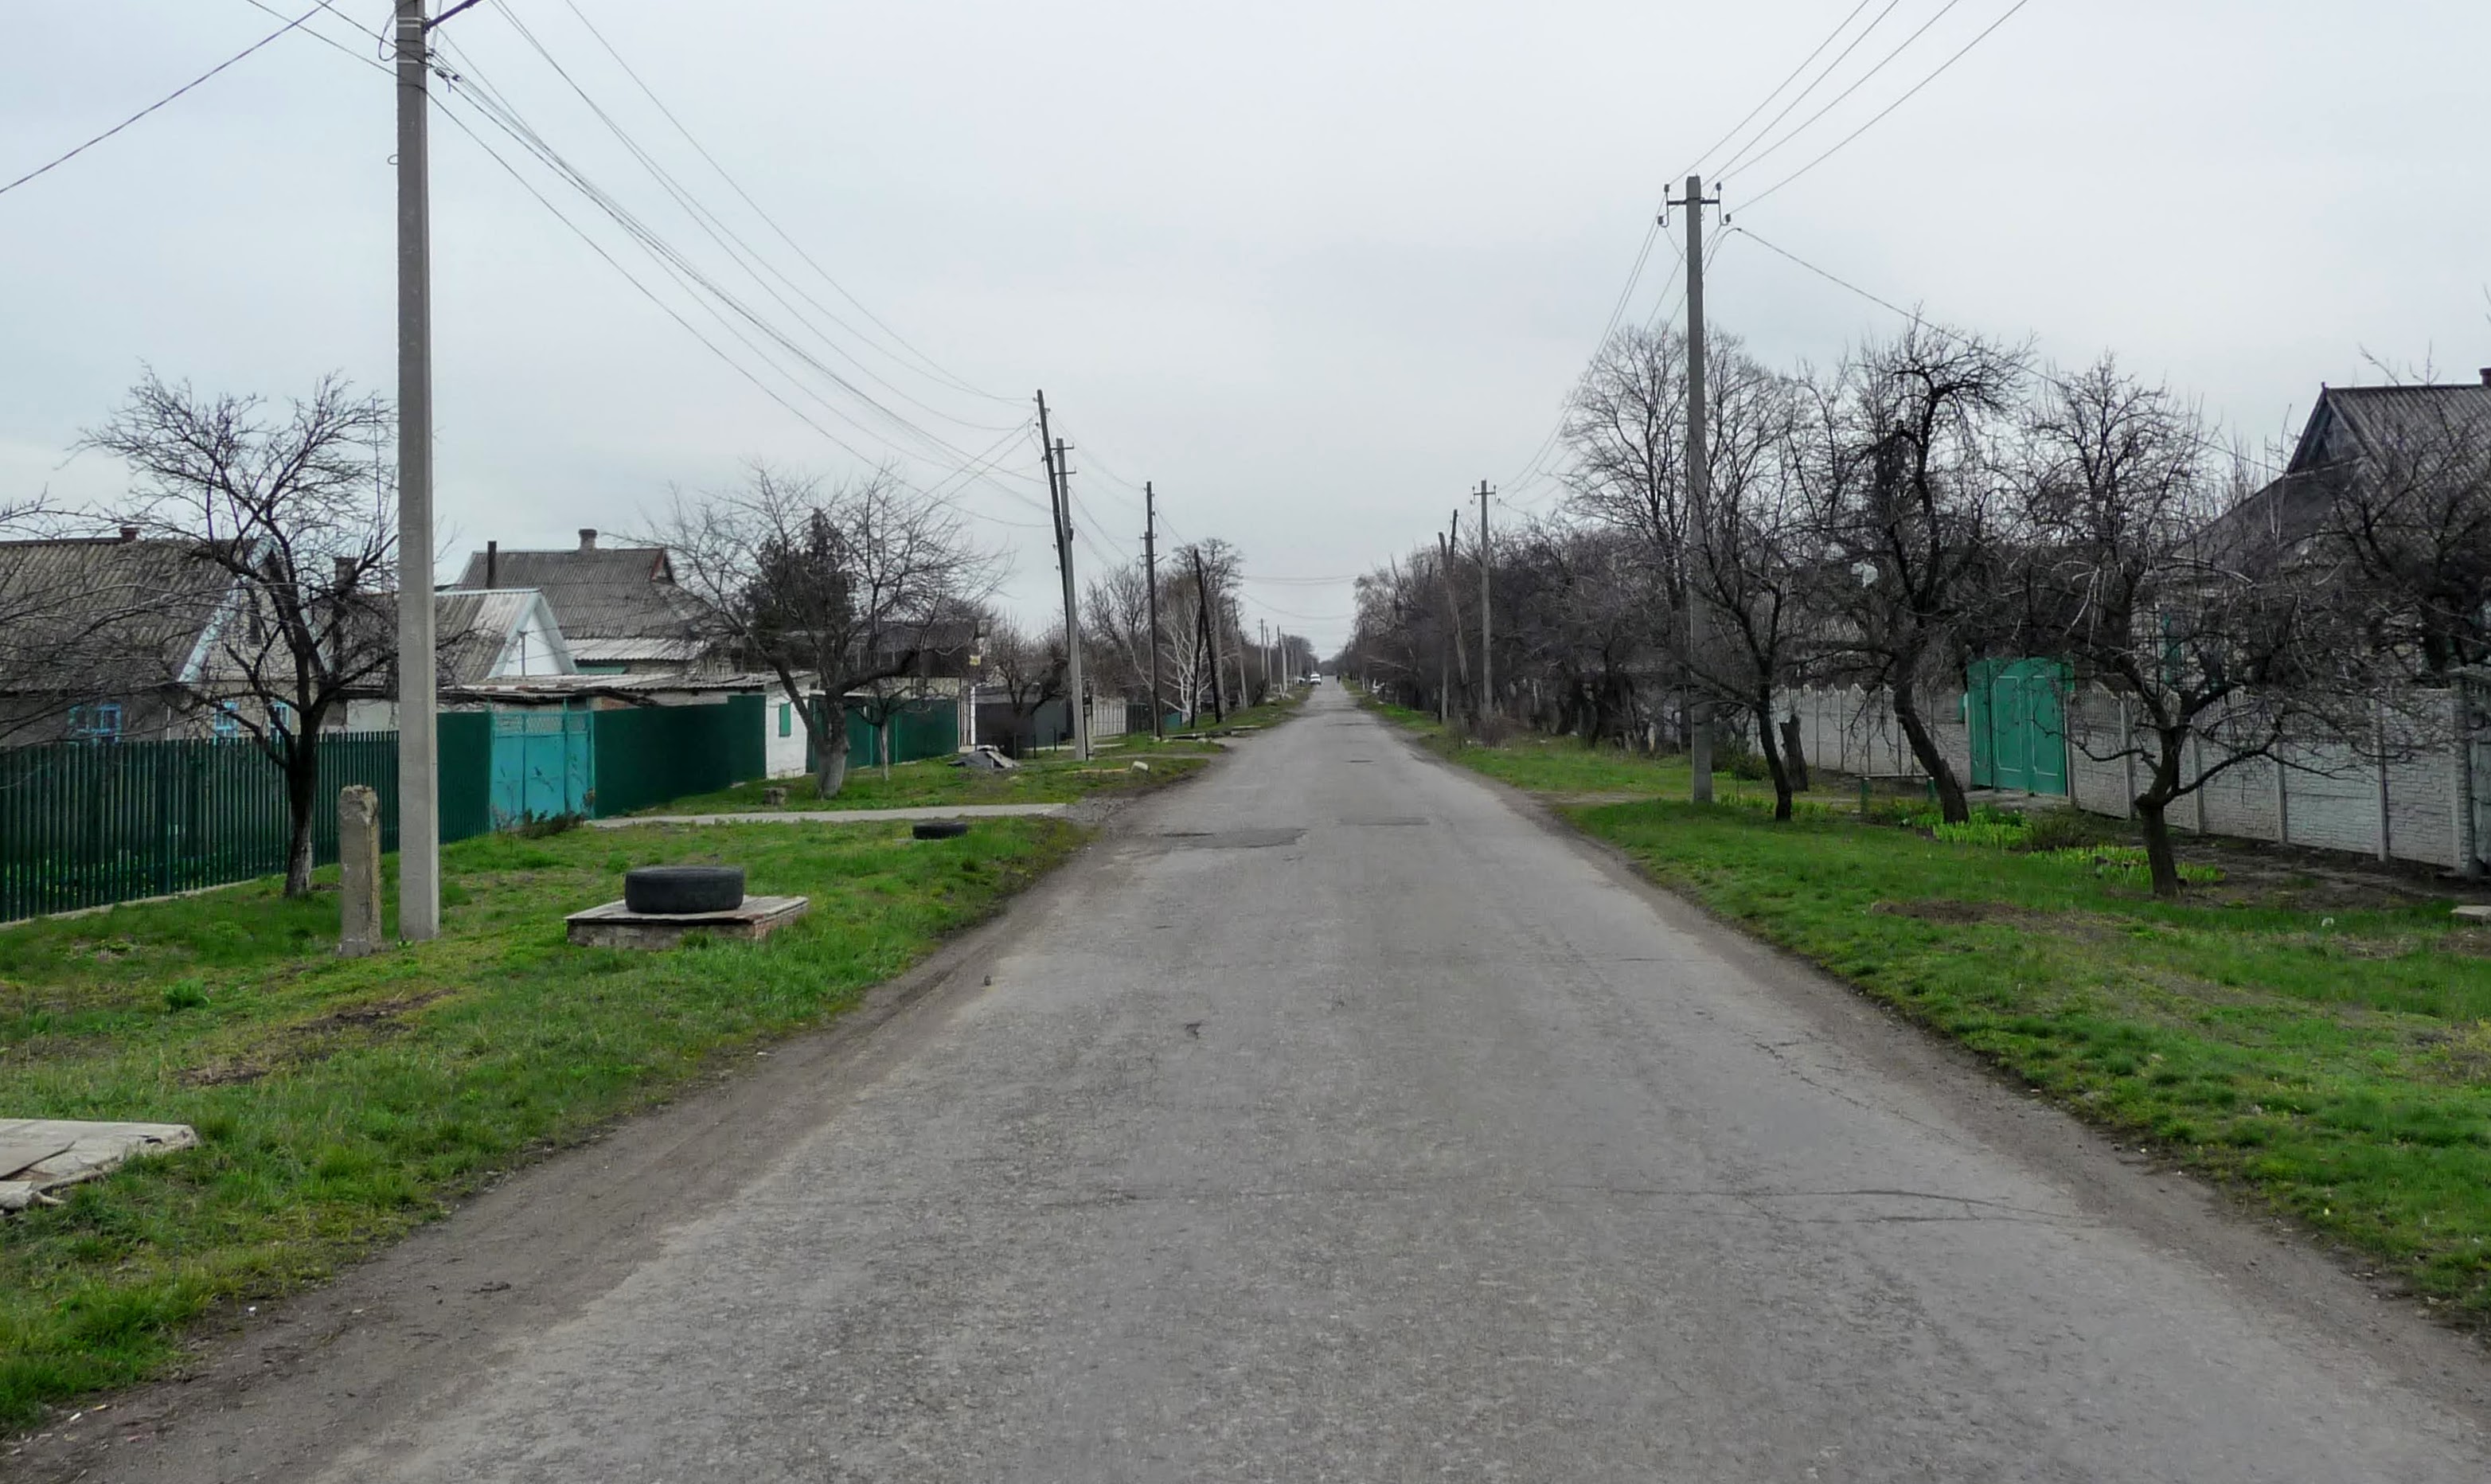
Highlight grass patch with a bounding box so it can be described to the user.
[655,744,1215,814]
[0,817,1081,1427]
[1372,702,2491,1323]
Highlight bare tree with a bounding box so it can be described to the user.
[658,464,996,798]
[80,371,396,896]
[1806,324,2029,822]
[1080,560,1156,701]
[2019,359,2363,896]
[978,615,1064,752]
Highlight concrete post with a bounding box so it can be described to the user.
[338,785,383,958]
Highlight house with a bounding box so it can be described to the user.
[338,589,580,730]
[0,528,242,744]
[447,529,711,676]
[2200,371,2491,571]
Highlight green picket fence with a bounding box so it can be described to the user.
[0,733,398,922]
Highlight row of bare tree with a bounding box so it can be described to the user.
[1344,323,2491,895]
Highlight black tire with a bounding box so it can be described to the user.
[623,865,745,914]
[912,821,970,840]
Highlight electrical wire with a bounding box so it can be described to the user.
[1713,0,1932,182]
[1728,222,2277,474]
[549,0,1015,406]
[2,2,327,199]
[480,2,1023,438]
[1678,0,1883,181]
[1739,0,2035,211]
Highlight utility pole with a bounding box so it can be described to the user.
[1143,482,1163,739]
[393,0,439,942]
[1476,479,1493,719]
[1035,392,1090,760]
[1258,619,1270,702]
[1437,518,1470,721]
[1191,545,1224,721]
[1669,173,1721,804]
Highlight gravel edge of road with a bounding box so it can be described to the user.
[0,751,1236,1482]
[1376,717,2491,1429]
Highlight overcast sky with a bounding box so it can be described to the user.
[5,1,2486,651]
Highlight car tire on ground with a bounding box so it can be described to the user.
[623,865,746,915]
[912,821,971,840]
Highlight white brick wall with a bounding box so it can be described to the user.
[1786,681,2474,871]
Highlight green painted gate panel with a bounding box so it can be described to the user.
[588,695,766,817]
[489,707,593,827]
[1967,658,2069,795]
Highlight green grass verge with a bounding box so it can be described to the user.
[654,744,1215,813]
[1370,698,2491,1323]
[0,816,1080,1427]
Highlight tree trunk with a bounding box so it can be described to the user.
[1755,693,1795,821]
[282,735,319,898]
[880,717,893,782]
[1779,714,1810,792]
[813,710,852,799]
[2134,728,2188,898]
[2137,797,2183,898]
[1892,674,1970,823]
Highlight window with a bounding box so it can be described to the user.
[68,702,124,741]
[778,702,793,738]
[212,704,242,739]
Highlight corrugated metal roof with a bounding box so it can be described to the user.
[0,536,239,693]
[448,545,711,645]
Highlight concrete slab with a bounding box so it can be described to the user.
[592,804,1068,829]
[565,894,810,950]
[0,1118,197,1213]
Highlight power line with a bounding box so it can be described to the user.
[2,3,326,199]
[479,2,1022,439]
[1728,221,2278,475]
[1716,0,1943,182]
[1679,0,1882,179]
[1708,0,1907,181]
[549,0,1015,406]
[1740,0,2036,211]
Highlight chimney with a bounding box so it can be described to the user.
[117,524,139,543]
[334,555,357,588]
[485,539,498,588]
[2479,368,2491,387]
[578,528,598,552]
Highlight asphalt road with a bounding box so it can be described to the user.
[41,686,2491,1481]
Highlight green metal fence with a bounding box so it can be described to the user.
[588,695,766,816]
[0,732,399,921]
[2,698,771,922]
[806,697,960,772]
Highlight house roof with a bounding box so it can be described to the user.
[2199,378,2491,570]
[447,537,709,653]
[436,589,576,686]
[0,534,239,693]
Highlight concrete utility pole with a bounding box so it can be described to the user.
[394,0,439,941]
[1143,482,1163,739]
[1437,520,1470,721]
[1035,392,1090,760]
[1476,479,1493,719]
[1192,545,1224,722]
[1670,173,1721,804]
[1259,619,1270,701]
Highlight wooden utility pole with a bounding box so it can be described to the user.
[1035,392,1090,760]
[1669,173,1721,803]
[1143,482,1163,739]
[1476,479,1493,719]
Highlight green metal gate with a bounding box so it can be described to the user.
[489,706,593,826]
[1968,658,2070,795]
